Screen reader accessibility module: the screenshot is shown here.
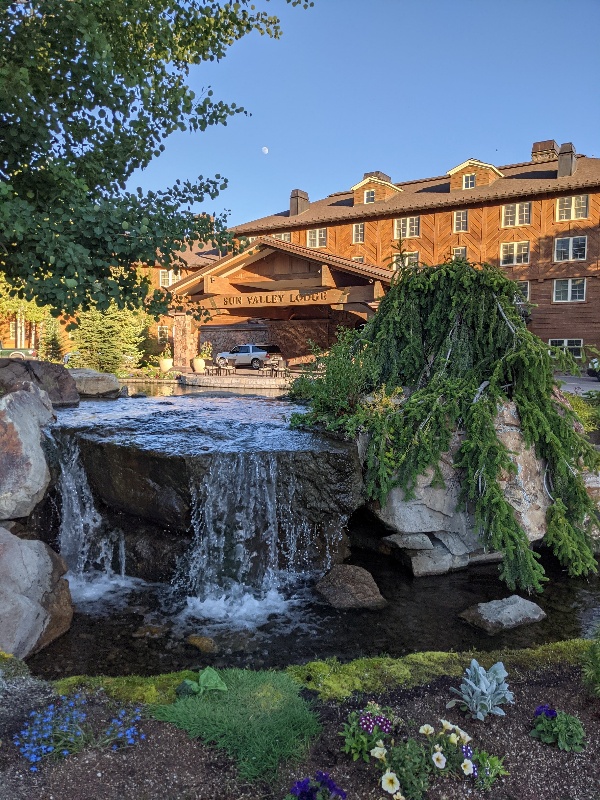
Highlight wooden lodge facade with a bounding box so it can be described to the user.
[196,138,600,364]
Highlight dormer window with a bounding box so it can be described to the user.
[463,173,476,189]
[364,189,375,204]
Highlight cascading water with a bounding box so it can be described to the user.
[50,431,126,579]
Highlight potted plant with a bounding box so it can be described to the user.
[192,340,212,373]
[158,342,174,373]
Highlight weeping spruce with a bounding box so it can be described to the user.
[291,260,599,592]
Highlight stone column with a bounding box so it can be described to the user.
[173,313,196,369]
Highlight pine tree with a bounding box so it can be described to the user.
[38,317,63,362]
[68,304,148,376]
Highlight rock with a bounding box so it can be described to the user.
[68,369,121,399]
[186,634,218,653]
[316,564,387,610]
[131,392,147,398]
[0,527,73,658]
[132,624,168,639]
[0,359,79,408]
[0,383,54,520]
[369,402,550,577]
[459,594,546,634]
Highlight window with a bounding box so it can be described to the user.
[452,246,467,260]
[549,338,583,359]
[271,232,291,242]
[157,325,169,344]
[462,173,476,189]
[557,195,589,221]
[502,202,531,227]
[394,216,420,239]
[453,210,468,232]
[353,223,365,244]
[554,236,587,261]
[392,251,419,269]
[307,228,327,248]
[553,278,586,302]
[352,256,365,263]
[364,189,375,204]
[516,281,530,301]
[247,236,258,242]
[500,241,530,265]
[159,269,172,288]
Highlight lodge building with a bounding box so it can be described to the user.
[169,138,599,367]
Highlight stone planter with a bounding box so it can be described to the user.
[192,357,206,374]
[159,358,174,373]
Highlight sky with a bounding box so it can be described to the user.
[128,0,600,228]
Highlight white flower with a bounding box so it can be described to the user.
[434,743,443,752]
[461,759,474,776]
[448,732,459,745]
[381,770,400,794]
[419,724,435,736]
[440,719,454,732]
[459,730,472,744]
[393,793,406,800]
[432,751,447,769]
[371,745,387,761]
[376,739,385,748]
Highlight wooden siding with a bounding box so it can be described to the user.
[449,164,501,191]
[251,189,600,350]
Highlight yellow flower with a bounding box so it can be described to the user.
[376,739,385,748]
[461,759,474,776]
[434,744,443,752]
[393,793,406,800]
[448,732,459,745]
[381,770,400,794]
[440,719,454,732]
[371,745,387,761]
[419,724,435,736]
[459,730,472,744]
[432,751,447,769]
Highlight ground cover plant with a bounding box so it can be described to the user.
[290,259,599,593]
[1,642,600,799]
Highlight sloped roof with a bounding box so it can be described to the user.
[232,155,600,234]
[169,237,392,296]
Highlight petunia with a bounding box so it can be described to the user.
[392,793,406,800]
[381,770,400,794]
[458,730,472,744]
[439,719,454,732]
[432,751,447,769]
[419,724,435,736]
[448,732,459,745]
[370,745,387,760]
[461,759,474,776]
[434,743,443,752]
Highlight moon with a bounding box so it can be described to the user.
[261,146,269,155]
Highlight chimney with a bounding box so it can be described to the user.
[363,170,391,183]
[531,140,559,163]
[290,189,309,216]
[557,142,577,177]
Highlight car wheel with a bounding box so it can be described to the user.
[217,357,228,367]
[251,358,261,370]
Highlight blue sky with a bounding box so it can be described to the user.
[129,0,600,228]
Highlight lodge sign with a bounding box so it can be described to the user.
[197,285,376,310]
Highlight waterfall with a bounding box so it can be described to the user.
[51,432,126,578]
[173,451,346,602]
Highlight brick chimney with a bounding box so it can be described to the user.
[531,140,559,163]
[363,171,391,183]
[290,189,309,216]
[557,142,577,177]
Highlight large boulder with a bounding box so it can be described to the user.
[368,402,550,577]
[68,368,121,399]
[0,359,79,408]
[459,595,546,634]
[0,383,54,520]
[0,527,73,658]
[316,564,387,610]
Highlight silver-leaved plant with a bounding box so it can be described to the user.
[447,659,514,721]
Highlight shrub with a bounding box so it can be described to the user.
[529,706,585,752]
[582,623,600,698]
[447,659,514,721]
[151,668,320,781]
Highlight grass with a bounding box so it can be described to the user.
[149,669,320,781]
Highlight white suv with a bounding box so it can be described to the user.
[215,343,282,370]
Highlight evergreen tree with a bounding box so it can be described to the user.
[38,316,63,362]
[68,304,148,375]
[291,260,599,593]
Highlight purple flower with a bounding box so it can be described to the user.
[534,704,557,719]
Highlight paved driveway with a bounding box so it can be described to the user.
[556,373,600,394]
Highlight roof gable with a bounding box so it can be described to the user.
[447,158,504,178]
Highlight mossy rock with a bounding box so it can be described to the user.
[53,669,198,705]
[0,650,30,679]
